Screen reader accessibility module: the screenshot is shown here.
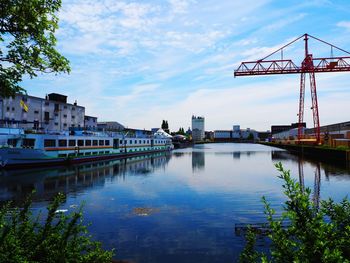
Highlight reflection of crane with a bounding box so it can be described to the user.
[297,158,321,209]
[234,34,350,143]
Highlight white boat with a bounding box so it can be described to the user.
[0,128,173,168]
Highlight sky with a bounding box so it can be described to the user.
[22,0,350,132]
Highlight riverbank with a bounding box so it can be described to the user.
[260,142,350,163]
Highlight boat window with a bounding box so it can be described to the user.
[85,140,91,146]
[58,154,67,157]
[68,153,75,157]
[69,140,76,146]
[85,152,91,155]
[44,139,56,147]
[105,140,110,146]
[22,139,35,148]
[58,140,67,147]
[99,140,104,146]
[139,140,141,144]
[129,140,132,144]
[92,151,98,155]
[78,140,84,146]
[93,140,98,146]
[7,139,17,147]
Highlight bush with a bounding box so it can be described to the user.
[0,193,114,263]
[239,162,350,263]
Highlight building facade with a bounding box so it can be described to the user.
[0,93,84,131]
[84,115,98,130]
[192,116,205,142]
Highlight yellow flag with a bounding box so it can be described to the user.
[20,100,28,112]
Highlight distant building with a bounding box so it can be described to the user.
[192,116,205,142]
[84,115,98,130]
[0,93,84,131]
[214,125,259,141]
[271,122,306,136]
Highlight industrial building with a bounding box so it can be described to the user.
[214,125,259,141]
[0,93,85,131]
[192,116,205,142]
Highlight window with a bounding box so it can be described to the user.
[64,105,67,109]
[6,107,10,111]
[139,140,141,144]
[93,140,98,146]
[72,115,75,119]
[44,139,56,147]
[78,140,84,146]
[44,111,49,121]
[69,140,76,146]
[99,140,104,146]
[22,139,35,148]
[58,154,67,158]
[12,107,15,111]
[58,140,67,147]
[45,101,49,106]
[85,140,91,146]
[85,152,91,155]
[113,139,119,149]
[105,140,110,146]
[54,103,59,111]
[63,123,67,127]
[54,122,58,126]
[54,113,58,117]
[72,107,75,111]
[7,139,18,147]
[34,110,39,114]
[129,140,132,144]
[63,114,67,118]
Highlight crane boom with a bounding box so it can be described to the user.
[234,33,350,144]
[234,56,350,76]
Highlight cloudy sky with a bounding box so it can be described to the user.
[22,0,350,132]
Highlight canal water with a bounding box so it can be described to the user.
[1,143,350,262]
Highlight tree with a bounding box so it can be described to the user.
[0,192,114,262]
[239,162,350,263]
[0,0,70,97]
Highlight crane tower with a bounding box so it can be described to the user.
[234,34,350,143]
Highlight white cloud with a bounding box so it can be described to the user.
[337,21,350,30]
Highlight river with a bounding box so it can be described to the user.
[1,143,349,262]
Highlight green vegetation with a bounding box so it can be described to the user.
[0,193,113,262]
[0,0,70,97]
[239,162,350,263]
[161,120,170,134]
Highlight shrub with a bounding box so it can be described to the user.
[239,162,350,263]
[0,193,114,263]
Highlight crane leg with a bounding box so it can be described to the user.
[309,72,321,144]
[298,72,306,142]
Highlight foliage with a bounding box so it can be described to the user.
[176,127,185,135]
[161,120,170,133]
[0,0,70,97]
[239,162,350,263]
[0,192,114,263]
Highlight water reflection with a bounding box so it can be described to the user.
[192,151,205,172]
[0,152,171,204]
[0,143,349,263]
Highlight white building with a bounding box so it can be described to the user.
[192,115,205,142]
[0,93,85,131]
[214,130,231,139]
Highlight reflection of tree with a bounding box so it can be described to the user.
[192,151,205,172]
[0,152,171,204]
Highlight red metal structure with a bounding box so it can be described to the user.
[234,33,350,143]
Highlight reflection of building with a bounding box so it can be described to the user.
[0,93,85,131]
[192,116,205,142]
[0,152,171,203]
[192,151,205,172]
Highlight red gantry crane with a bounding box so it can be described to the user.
[234,33,350,144]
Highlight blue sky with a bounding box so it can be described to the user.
[22,0,350,131]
